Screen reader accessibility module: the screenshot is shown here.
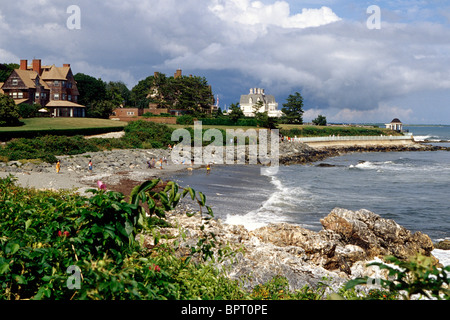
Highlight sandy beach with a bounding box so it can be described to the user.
[0,152,203,196]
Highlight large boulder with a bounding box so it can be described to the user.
[320,208,434,260]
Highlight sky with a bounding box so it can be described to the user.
[1,0,450,124]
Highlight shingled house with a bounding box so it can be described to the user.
[239,88,283,118]
[0,59,85,117]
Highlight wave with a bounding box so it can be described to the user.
[225,174,307,230]
[414,135,450,142]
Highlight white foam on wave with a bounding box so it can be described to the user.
[225,173,307,231]
[432,249,450,267]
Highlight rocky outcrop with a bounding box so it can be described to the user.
[144,206,439,291]
[278,141,448,166]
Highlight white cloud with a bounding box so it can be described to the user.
[209,0,341,30]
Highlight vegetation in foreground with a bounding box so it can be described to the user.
[0,175,448,300]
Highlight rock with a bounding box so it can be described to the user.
[320,208,434,260]
[435,240,450,250]
[141,205,439,292]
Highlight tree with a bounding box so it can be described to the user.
[0,94,21,126]
[253,101,278,129]
[0,63,19,82]
[312,114,327,126]
[130,72,214,116]
[228,103,244,123]
[74,73,107,107]
[281,92,304,124]
[86,100,116,119]
[18,103,40,119]
[106,81,131,107]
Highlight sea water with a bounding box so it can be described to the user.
[168,125,450,263]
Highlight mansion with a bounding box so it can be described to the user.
[239,88,283,118]
[0,59,85,117]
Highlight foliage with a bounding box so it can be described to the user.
[105,81,131,107]
[0,121,174,162]
[176,114,195,125]
[17,103,41,119]
[123,120,174,149]
[0,94,22,126]
[312,114,327,126]
[0,175,244,300]
[130,72,214,116]
[280,92,304,124]
[227,103,244,123]
[73,73,107,107]
[86,100,116,119]
[280,125,401,138]
[345,254,450,300]
[0,63,19,82]
[0,135,100,163]
[198,117,257,127]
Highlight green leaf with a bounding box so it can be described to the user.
[198,192,206,206]
[6,242,20,255]
[25,219,32,230]
[124,220,133,236]
[0,262,10,274]
[344,277,369,291]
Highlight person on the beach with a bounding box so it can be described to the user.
[206,163,211,174]
[88,160,93,171]
[56,160,61,173]
[159,158,163,169]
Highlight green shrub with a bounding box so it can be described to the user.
[176,114,195,125]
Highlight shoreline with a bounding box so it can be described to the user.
[0,140,447,194]
[1,140,449,292]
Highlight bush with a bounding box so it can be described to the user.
[176,115,195,125]
[0,121,175,162]
[0,176,242,300]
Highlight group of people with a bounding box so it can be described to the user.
[147,157,166,170]
[55,156,211,174]
[56,159,93,174]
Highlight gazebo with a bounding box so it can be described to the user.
[385,118,403,132]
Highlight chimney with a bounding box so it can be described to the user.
[249,88,253,94]
[154,71,159,78]
[20,60,28,70]
[32,59,42,75]
[175,69,182,79]
[63,64,70,68]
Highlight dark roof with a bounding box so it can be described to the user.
[391,118,402,123]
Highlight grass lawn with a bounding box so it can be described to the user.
[0,118,127,132]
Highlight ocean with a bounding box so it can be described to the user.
[168,125,450,265]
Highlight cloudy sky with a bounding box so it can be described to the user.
[1,0,450,124]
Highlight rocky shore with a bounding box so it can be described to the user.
[1,139,448,293]
[150,205,443,293]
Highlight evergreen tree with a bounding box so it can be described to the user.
[281,92,304,124]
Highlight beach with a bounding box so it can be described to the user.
[1,138,449,293]
[0,139,440,195]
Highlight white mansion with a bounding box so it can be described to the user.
[239,88,284,118]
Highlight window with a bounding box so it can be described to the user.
[12,92,18,98]
[18,92,23,99]
[12,79,18,86]
[62,94,67,100]
[54,94,60,100]
[36,93,40,99]
[68,95,72,101]
[54,81,59,86]
[127,112,135,116]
